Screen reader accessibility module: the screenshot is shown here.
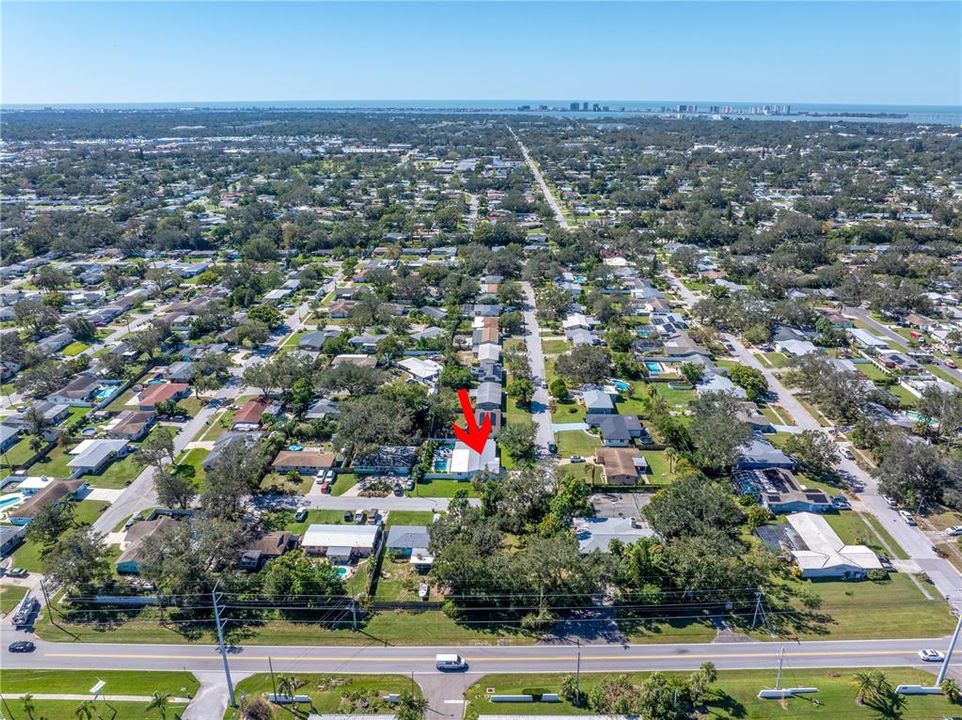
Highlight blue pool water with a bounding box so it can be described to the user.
[613,380,630,392]
[0,494,23,511]
[336,567,349,578]
[288,443,303,451]
[435,459,448,472]
[645,362,662,373]
[94,387,114,401]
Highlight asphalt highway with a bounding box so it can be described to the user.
[3,636,954,676]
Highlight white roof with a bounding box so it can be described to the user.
[476,344,501,362]
[787,512,882,572]
[846,328,889,347]
[301,523,379,550]
[448,438,500,475]
[776,339,818,356]
[17,477,51,491]
[69,438,99,455]
[397,357,443,380]
[67,439,128,469]
[562,313,591,330]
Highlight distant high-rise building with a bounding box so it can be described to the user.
[582,102,589,111]
[570,102,580,111]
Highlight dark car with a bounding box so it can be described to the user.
[8,641,35,653]
[355,511,367,524]
[343,511,354,522]
[548,442,558,455]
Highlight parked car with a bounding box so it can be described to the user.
[8,641,35,653]
[570,455,584,463]
[6,568,28,578]
[945,359,957,369]
[899,510,916,526]
[945,526,962,537]
[548,442,558,455]
[882,495,897,508]
[878,555,894,570]
[830,495,851,509]
[435,653,468,671]
[393,483,404,496]
[355,511,367,524]
[919,649,945,662]
[343,511,354,522]
[405,477,416,491]
[294,508,308,522]
[840,448,854,460]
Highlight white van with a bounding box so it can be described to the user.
[435,653,467,671]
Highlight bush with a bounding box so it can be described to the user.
[867,568,888,581]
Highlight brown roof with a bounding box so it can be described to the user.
[111,410,155,435]
[138,383,189,407]
[594,448,643,483]
[244,530,295,556]
[233,396,270,425]
[118,516,177,565]
[9,479,84,520]
[482,317,499,329]
[479,327,499,343]
[272,450,336,470]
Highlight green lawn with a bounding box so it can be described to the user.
[639,449,676,482]
[199,409,234,441]
[9,535,45,572]
[29,444,75,478]
[652,383,694,407]
[36,605,536,647]
[1,437,40,467]
[411,478,478,497]
[284,508,351,535]
[374,553,429,601]
[854,361,891,381]
[465,668,958,719]
[74,498,110,526]
[505,395,532,426]
[823,511,907,560]
[225,673,418,720]
[613,393,648,417]
[757,573,957,641]
[541,338,569,354]
[552,399,586,423]
[175,448,209,485]
[83,452,144,489]
[1,670,197,720]
[0,584,27,615]
[330,471,357,496]
[555,430,600,458]
[177,394,203,417]
[61,341,90,356]
[384,510,436,527]
[559,462,604,485]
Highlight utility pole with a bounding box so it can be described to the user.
[575,650,581,704]
[751,590,763,629]
[269,656,278,700]
[937,614,962,686]
[212,582,236,707]
[39,579,54,625]
[351,595,358,631]
[774,646,785,691]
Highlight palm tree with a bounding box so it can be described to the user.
[74,700,97,720]
[21,694,36,720]
[942,678,961,703]
[396,690,429,720]
[145,691,171,719]
[665,447,678,474]
[278,675,304,700]
[852,671,874,705]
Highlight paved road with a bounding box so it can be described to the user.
[3,635,955,677]
[260,494,477,512]
[843,306,962,385]
[668,273,962,609]
[508,126,570,231]
[521,282,555,453]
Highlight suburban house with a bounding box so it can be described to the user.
[475,382,502,411]
[574,516,655,553]
[106,410,156,441]
[0,425,20,453]
[733,467,832,514]
[203,431,263,470]
[49,374,104,406]
[353,446,418,476]
[271,450,336,475]
[785,512,882,579]
[239,531,298,571]
[67,439,129,476]
[585,414,643,447]
[397,357,443,386]
[582,389,615,414]
[736,438,795,470]
[386,525,431,558]
[301,523,382,563]
[137,382,190,411]
[7,479,85,525]
[0,525,26,557]
[116,516,178,574]
[231,396,272,431]
[594,448,648,484]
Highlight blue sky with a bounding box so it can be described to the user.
[3,2,959,106]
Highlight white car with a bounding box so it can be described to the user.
[899,510,917,526]
[945,526,962,537]
[919,649,945,662]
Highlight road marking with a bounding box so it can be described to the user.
[443,700,465,704]
[46,649,920,663]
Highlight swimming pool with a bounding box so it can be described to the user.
[645,362,663,373]
[94,387,114,401]
[0,493,24,511]
[612,380,631,392]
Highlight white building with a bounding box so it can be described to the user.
[786,512,882,579]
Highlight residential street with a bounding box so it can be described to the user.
[521,281,555,453]
[509,125,570,230]
[668,274,962,609]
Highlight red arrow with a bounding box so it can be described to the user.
[452,388,492,454]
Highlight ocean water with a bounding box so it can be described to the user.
[5,99,960,125]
